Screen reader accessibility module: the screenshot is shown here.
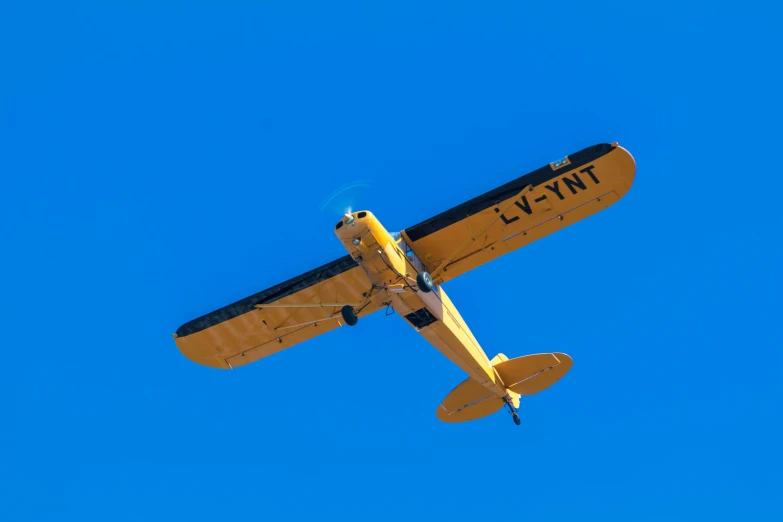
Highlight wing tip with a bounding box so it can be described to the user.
[609,143,637,198]
[174,336,232,370]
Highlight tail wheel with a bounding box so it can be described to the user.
[416,271,435,293]
[512,412,521,426]
[341,305,358,326]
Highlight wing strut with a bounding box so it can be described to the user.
[269,314,341,331]
[254,302,361,309]
[429,185,532,280]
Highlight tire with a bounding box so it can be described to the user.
[512,412,521,426]
[341,305,358,326]
[416,271,435,293]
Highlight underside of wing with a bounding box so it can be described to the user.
[401,143,636,283]
[173,255,378,369]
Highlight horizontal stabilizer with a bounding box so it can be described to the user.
[494,352,572,395]
[436,377,504,423]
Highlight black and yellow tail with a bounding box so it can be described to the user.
[436,353,573,423]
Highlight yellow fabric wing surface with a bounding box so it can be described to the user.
[401,143,636,283]
[173,256,377,369]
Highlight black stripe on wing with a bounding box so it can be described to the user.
[175,255,359,338]
[403,143,614,242]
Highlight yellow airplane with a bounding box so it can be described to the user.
[173,142,636,425]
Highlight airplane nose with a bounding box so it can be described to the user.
[335,213,357,234]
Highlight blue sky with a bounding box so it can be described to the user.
[2,2,781,521]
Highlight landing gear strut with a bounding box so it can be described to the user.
[341,305,358,326]
[504,397,521,426]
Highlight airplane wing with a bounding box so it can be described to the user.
[400,143,636,283]
[173,255,379,369]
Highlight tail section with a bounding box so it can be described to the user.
[436,352,573,423]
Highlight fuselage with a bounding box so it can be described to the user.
[335,211,508,398]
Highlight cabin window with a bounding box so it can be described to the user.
[397,237,426,274]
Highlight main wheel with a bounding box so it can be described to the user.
[416,271,435,293]
[512,412,521,426]
[341,305,358,326]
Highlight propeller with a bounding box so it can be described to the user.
[319,180,372,217]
